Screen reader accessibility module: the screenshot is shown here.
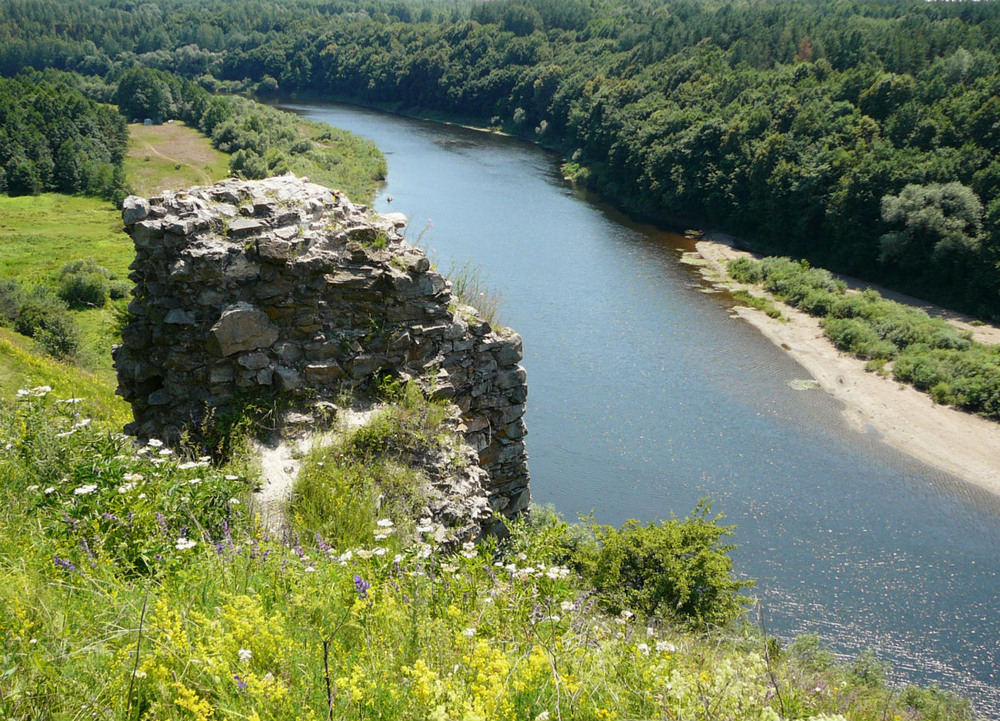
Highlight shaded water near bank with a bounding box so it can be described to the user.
[288,102,1000,715]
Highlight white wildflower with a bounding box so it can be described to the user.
[656,641,677,653]
[73,484,98,496]
[147,438,163,448]
[637,643,650,656]
[238,648,252,662]
[158,448,172,456]
[118,483,136,494]
[304,566,316,573]
[177,461,198,470]
[71,419,92,429]
[373,547,388,556]
[56,430,77,438]
[188,478,201,485]
[122,472,144,482]
[560,601,575,612]
[225,474,239,481]
[356,549,374,559]
[137,493,147,500]
[175,538,196,550]
[463,628,476,638]
[44,486,56,495]
[460,541,477,559]
[535,712,550,721]
[228,498,240,505]
[375,518,394,528]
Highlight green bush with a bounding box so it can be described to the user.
[727,257,763,284]
[586,501,753,629]
[821,317,897,359]
[57,257,113,309]
[12,285,81,358]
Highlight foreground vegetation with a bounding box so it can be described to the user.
[0,376,976,720]
[728,256,1000,420]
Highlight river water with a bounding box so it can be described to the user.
[289,102,1000,715]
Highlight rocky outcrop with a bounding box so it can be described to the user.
[114,174,529,520]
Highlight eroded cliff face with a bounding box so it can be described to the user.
[114,174,529,519]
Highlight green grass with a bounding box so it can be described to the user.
[731,288,784,320]
[0,385,974,721]
[125,121,231,197]
[289,118,387,204]
[0,327,128,426]
[0,194,130,284]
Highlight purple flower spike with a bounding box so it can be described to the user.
[354,574,370,599]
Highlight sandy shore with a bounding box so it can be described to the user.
[690,235,1000,497]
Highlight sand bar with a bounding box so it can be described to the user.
[692,235,1000,498]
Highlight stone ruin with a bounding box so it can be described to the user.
[113,174,530,522]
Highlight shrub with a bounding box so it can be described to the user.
[586,501,753,629]
[821,317,897,359]
[727,257,763,284]
[13,285,81,358]
[57,257,113,309]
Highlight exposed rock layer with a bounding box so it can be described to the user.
[114,175,529,520]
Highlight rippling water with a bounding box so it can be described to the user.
[289,102,1000,715]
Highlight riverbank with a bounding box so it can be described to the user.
[693,235,1000,497]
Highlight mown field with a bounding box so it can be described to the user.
[124,121,231,197]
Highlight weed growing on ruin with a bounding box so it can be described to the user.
[448,258,504,328]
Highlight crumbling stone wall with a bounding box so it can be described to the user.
[114,175,529,518]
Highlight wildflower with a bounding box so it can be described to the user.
[376,518,394,528]
[374,531,390,541]
[356,549,374,560]
[72,419,92,429]
[637,643,650,656]
[188,478,201,485]
[53,556,76,572]
[535,712,550,721]
[177,461,198,470]
[138,493,147,499]
[238,648,252,662]
[228,498,240,505]
[43,486,55,494]
[158,448,172,456]
[560,601,575,612]
[305,566,316,572]
[147,438,163,448]
[441,563,458,574]
[373,547,387,556]
[175,538,197,550]
[56,429,77,438]
[656,641,677,653]
[339,550,353,563]
[74,484,98,496]
[122,472,144,482]
[463,628,476,637]
[460,541,477,559]
[225,474,239,481]
[27,485,39,492]
[118,483,136,494]
[234,674,248,692]
[354,574,370,599]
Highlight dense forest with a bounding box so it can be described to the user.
[0,72,128,201]
[5,0,1000,314]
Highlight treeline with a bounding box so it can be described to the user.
[109,66,385,198]
[6,0,1000,314]
[0,72,127,201]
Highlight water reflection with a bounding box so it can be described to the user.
[286,102,1000,715]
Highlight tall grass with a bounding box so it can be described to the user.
[448,259,504,328]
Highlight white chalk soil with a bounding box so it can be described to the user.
[252,407,377,533]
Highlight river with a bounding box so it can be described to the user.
[288,101,1000,715]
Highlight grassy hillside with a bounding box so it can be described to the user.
[0,378,975,721]
[125,121,231,198]
[0,194,129,283]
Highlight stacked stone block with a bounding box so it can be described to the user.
[114,174,529,518]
